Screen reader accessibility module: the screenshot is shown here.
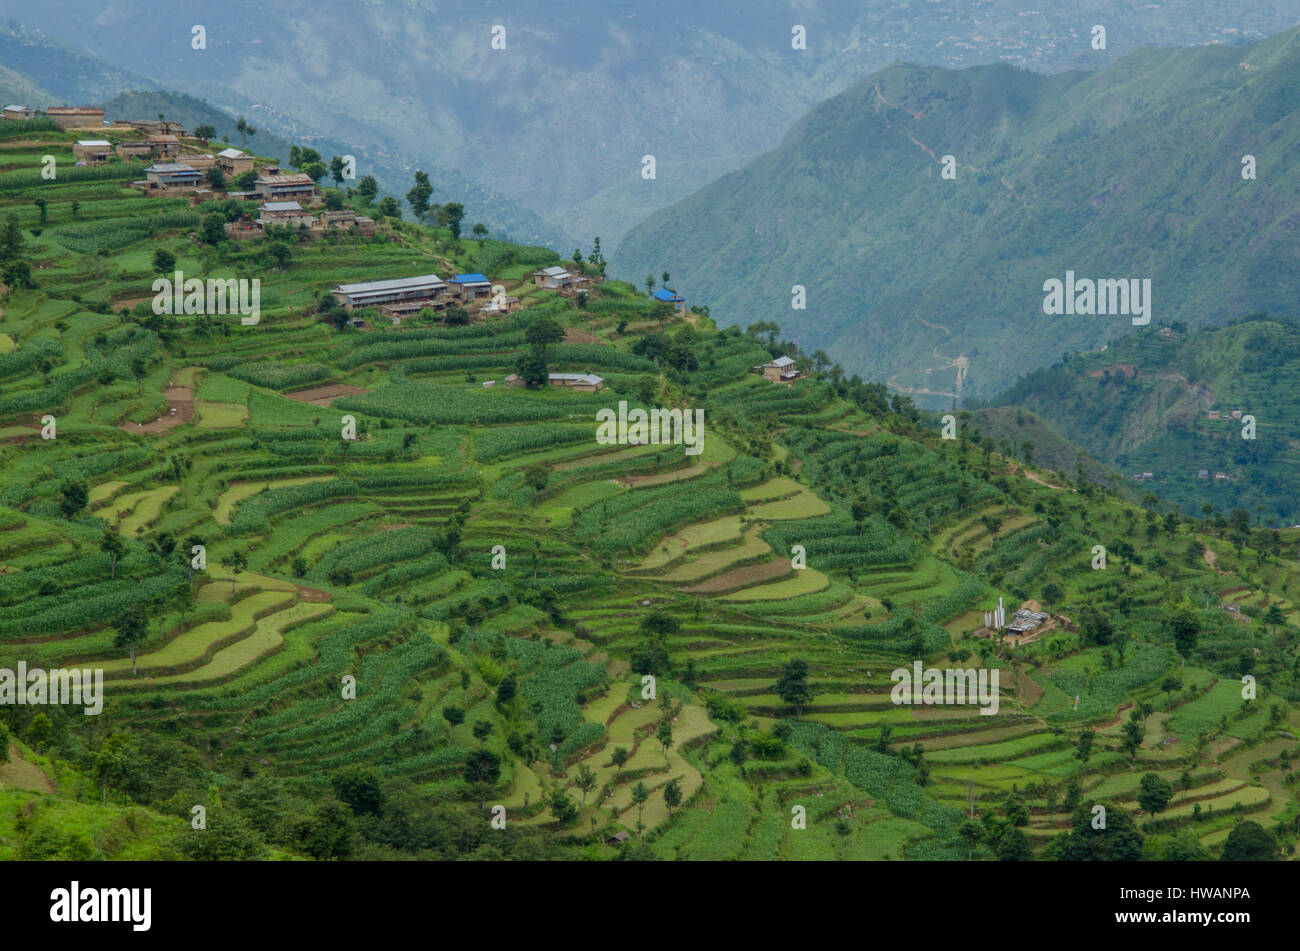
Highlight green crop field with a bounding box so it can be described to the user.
[0,115,1294,871]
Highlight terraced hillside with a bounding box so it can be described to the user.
[0,119,1297,862]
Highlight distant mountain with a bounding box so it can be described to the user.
[613,27,1300,406]
[3,1,1296,248]
[977,316,1300,522]
[0,22,562,245]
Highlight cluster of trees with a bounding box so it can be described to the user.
[514,315,566,387]
[0,213,34,289]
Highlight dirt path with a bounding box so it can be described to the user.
[122,385,194,433]
[284,383,367,406]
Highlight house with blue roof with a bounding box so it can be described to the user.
[448,273,493,300]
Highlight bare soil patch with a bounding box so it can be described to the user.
[0,743,56,794]
[123,385,194,433]
[295,584,332,603]
[284,383,368,407]
[684,558,790,593]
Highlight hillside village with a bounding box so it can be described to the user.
[0,101,1296,868]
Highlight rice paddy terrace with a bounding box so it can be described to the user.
[0,121,1297,861]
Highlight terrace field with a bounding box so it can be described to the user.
[0,120,1295,864]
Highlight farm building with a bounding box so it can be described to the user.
[652,286,688,317]
[254,173,320,203]
[47,106,105,130]
[448,273,493,300]
[332,274,448,310]
[178,152,216,170]
[146,134,180,160]
[2,105,35,121]
[320,210,376,235]
[128,119,185,137]
[258,201,316,229]
[217,148,255,176]
[115,140,154,160]
[140,163,202,192]
[754,356,800,383]
[531,265,588,292]
[548,372,605,392]
[481,294,521,315]
[73,140,113,164]
[1004,608,1049,637]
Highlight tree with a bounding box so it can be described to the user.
[1220,820,1276,861]
[631,781,650,831]
[94,733,133,805]
[439,202,465,241]
[525,316,565,349]
[1040,583,1064,610]
[773,657,813,717]
[301,161,327,183]
[663,777,682,813]
[996,827,1033,861]
[152,248,176,273]
[235,116,255,143]
[299,799,354,860]
[223,550,247,595]
[1264,603,1285,635]
[496,673,517,708]
[59,480,89,519]
[1120,718,1145,761]
[472,720,493,747]
[514,349,548,388]
[1168,607,1199,656]
[205,166,226,190]
[1003,793,1030,827]
[329,155,347,188]
[609,747,629,775]
[200,212,225,244]
[377,196,400,219]
[472,223,488,238]
[406,170,433,222]
[463,749,501,797]
[356,175,378,201]
[147,532,176,568]
[1074,729,1094,766]
[233,169,258,191]
[1162,831,1211,861]
[442,704,465,739]
[1052,802,1143,861]
[193,124,216,141]
[1161,675,1183,703]
[656,717,673,763]
[574,762,597,808]
[24,713,51,751]
[1137,772,1173,817]
[99,528,125,578]
[33,197,47,224]
[112,605,149,675]
[130,356,148,394]
[331,766,384,816]
[549,786,578,825]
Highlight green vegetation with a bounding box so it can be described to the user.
[0,116,1296,866]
